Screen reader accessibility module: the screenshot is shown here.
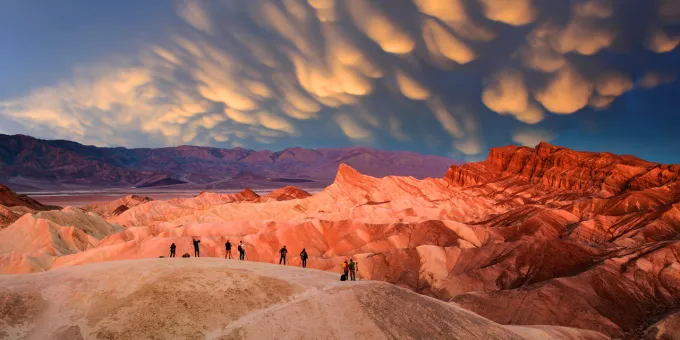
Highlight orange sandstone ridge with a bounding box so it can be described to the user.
[1,143,680,339]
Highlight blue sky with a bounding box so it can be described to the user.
[1,0,679,163]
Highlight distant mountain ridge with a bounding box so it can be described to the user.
[0,134,457,191]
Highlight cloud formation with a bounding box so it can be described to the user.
[0,0,677,159]
[512,129,556,147]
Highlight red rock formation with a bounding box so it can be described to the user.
[263,186,312,201]
[445,142,679,197]
[0,184,54,210]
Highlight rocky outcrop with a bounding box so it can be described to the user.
[84,194,153,217]
[0,184,56,210]
[445,142,680,198]
[0,184,60,228]
[263,186,312,201]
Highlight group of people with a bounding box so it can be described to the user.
[342,258,359,281]
[169,240,308,266]
[168,240,358,280]
[277,245,310,267]
[223,239,247,260]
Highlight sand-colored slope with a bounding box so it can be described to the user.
[0,258,608,340]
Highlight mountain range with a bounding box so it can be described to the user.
[0,134,455,191]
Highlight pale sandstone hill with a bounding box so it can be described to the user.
[1,143,680,338]
[83,195,153,217]
[0,207,123,273]
[0,258,608,340]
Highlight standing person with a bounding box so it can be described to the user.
[192,239,201,257]
[342,260,349,281]
[225,240,232,259]
[349,259,356,281]
[279,245,288,265]
[238,241,246,260]
[300,248,308,268]
[169,243,176,258]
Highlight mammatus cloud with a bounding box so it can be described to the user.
[482,69,545,124]
[0,0,676,156]
[646,28,680,53]
[638,72,677,89]
[478,0,536,26]
[512,129,556,147]
[535,65,593,114]
[335,113,372,141]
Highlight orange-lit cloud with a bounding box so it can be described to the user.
[522,25,566,72]
[552,1,615,55]
[589,95,615,110]
[646,28,680,53]
[596,72,633,97]
[535,65,593,114]
[421,19,476,65]
[335,113,372,140]
[478,0,536,26]
[395,70,431,100]
[346,0,414,54]
[482,69,529,115]
[638,72,677,89]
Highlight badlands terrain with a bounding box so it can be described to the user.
[1,142,680,339]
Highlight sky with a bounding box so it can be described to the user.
[1,0,679,163]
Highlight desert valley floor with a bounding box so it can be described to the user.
[2,143,680,340]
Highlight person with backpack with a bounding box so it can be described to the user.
[225,240,232,259]
[279,245,288,265]
[192,239,201,257]
[300,248,308,268]
[349,259,357,281]
[169,243,176,258]
[238,241,246,260]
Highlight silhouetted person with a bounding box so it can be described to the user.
[170,243,176,258]
[225,240,232,259]
[349,259,356,281]
[238,241,246,260]
[279,245,288,265]
[300,248,308,268]
[342,260,349,281]
[193,239,201,257]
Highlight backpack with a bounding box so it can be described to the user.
[349,262,355,270]
[238,244,243,252]
[340,273,347,281]
[182,253,190,258]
